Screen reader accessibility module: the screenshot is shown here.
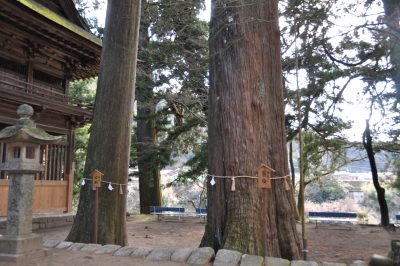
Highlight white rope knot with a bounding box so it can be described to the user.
[284,177,290,191]
[231,176,236,191]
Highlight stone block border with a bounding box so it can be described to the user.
[0,213,75,231]
[44,239,215,265]
[43,240,368,266]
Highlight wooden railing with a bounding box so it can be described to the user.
[0,142,71,215]
[39,143,68,181]
[0,71,68,103]
[0,143,67,181]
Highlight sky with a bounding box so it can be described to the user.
[94,0,211,25]
[93,0,390,142]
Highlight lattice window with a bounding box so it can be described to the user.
[26,146,35,159]
[0,57,27,76]
[13,146,21,159]
[33,69,63,90]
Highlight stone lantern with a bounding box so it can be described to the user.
[0,104,61,262]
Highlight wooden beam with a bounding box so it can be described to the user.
[44,144,49,180]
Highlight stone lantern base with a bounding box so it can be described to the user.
[0,233,44,262]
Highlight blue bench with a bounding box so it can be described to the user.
[195,208,207,222]
[396,214,400,224]
[307,212,357,226]
[150,206,185,222]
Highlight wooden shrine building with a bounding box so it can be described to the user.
[0,0,101,215]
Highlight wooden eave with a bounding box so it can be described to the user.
[55,0,90,31]
[0,91,92,119]
[0,0,102,80]
[30,0,90,31]
[17,0,100,46]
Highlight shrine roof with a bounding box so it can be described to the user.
[0,104,61,144]
[18,0,102,46]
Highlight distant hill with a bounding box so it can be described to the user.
[289,142,396,174]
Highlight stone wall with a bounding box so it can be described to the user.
[0,213,74,231]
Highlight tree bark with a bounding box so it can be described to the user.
[289,141,296,190]
[200,0,301,259]
[297,184,304,221]
[136,0,162,214]
[381,0,400,102]
[362,120,390,226]
[66,0,141,245]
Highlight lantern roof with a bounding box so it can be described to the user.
[0,104,62,144]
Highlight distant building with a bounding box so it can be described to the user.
[328,171,395,203]
[348,190,364,203]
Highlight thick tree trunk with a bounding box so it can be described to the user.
[136,0,161,214]
[381,0,400,102]
[200,0,301,259]
[66,0,141,245]
[362,120,390,226]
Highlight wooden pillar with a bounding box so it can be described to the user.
[63,73,71,96]
[0,142,3,179]
[50,145,55,180]
[0,143,6,179]
[44,145,49,180]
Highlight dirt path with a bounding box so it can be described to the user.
[1,215,399,265]
[306,223,398,263]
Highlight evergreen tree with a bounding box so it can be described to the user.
[201,0,301,258]
[67,0,141,245]
[135,0,208,213]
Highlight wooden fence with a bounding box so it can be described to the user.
[0,180,70,216]
[0,142,73,216]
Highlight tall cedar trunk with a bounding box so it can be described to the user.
[136,0,161,214]
[66,1,141,245]
[381,0,400,101]
[200,0,301,258]
[362,120,390,226]
[289,142,296,189]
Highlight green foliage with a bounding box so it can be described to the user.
[305,178,346,203]
[73,125,91,196]
[73,0,104,37]
[68,78,96,109]
[68,79,96,196]
[281,1,400,215]
[134,0,208,182]
[282,0,353,143]
[357,211,368,224]
[362,182,400,214]
[281,1,356,197]
[173,142,207,183]
[391,156,400,190]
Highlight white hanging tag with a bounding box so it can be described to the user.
[284,177,290,191]
[231,177,236,191]
[81,179,86,186]
[108,182,114,191]
[119,184,123,194]
[210,176,216,186]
